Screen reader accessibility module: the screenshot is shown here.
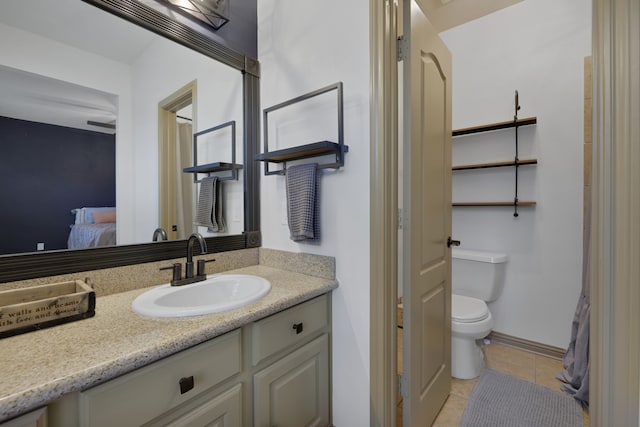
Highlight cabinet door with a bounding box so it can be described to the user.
[0,408,47,427]
[254,334,329,427]
[162,384,242,427]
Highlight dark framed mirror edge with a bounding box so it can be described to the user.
[0,0,261,284]
[0,232,261,284]
[84,0,260,76]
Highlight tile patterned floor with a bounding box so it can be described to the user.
[396,335,590,426]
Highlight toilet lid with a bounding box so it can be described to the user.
[452,295,490,323]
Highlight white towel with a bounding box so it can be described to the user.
[286,163,320,242]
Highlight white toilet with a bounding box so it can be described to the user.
[451,248,507,379]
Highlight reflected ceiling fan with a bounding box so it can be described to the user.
[87,120,116,130]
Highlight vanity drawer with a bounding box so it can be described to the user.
[251,294,328,366]
[79,330,241,427]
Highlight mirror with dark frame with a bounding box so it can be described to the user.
[0,0,260,283]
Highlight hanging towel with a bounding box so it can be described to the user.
[195,176,219,231]
[214,178,226,232]
[286,163,320,242]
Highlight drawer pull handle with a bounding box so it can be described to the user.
[179,376,195,394]
[292,322,304,334]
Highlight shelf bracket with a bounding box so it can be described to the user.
[513,90,521,217]
[185,120,240,182]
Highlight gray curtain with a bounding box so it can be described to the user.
[558,190,590,405]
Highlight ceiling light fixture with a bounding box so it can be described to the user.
[161,0,229,31]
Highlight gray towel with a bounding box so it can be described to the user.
[286,163,320,242]
[214,178,226,232]
[195,176,219,231]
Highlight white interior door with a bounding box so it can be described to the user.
[401,1,452,425]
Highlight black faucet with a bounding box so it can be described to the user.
[185,233,207,279]
[160,233,214,286]
[152,228,168,241]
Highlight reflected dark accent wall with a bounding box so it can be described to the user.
[0,117,115,254]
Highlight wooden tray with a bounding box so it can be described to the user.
[0,280,95,338]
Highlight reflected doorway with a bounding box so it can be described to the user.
[158,82,196,240]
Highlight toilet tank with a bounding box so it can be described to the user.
[452,249,507,302]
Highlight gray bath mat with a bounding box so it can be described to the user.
[459,369,583,427]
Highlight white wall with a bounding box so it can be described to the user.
[440,0,591,348]
[0,23,135,242]
[130,37,244,243]
[257,0,371,425]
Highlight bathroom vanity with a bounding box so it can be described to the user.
[0,264,337,426]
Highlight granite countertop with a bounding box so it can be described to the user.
[0,265,338,422]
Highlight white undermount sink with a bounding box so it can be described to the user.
[132,274,272,318]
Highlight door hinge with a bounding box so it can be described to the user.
[399,374,408,399]
[397,36,408,62]
[398,208,404,230]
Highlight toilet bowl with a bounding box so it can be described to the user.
[451,249,507,379]
[451,294,493,379]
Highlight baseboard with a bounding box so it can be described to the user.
[397,303,565,359]
[488,331,566,360]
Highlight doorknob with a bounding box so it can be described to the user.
[447,237,461,247]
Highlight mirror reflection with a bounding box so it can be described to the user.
[0,0,244,255]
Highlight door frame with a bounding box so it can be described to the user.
[370,0,640,426]
[590,0,640,425]
[158,82,196,241]
[371,1,450,424]
[369,0,399,425]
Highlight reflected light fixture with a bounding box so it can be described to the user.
[161,0,230,30]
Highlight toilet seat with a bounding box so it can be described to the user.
[452,294,489,323]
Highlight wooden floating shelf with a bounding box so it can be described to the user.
[255,141,348,164]
[452,117,537,137]
[183,162,243,174]
[452,201,537,207]
[452,158,538,171]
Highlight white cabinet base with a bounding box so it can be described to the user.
[0,408,47,427]
[160,384,243,427]
[254,334,330,427]
[46,294,332,427]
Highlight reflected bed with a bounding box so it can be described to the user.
[68,207,116,249]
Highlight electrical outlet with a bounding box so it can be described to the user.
[36,242,45,251]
